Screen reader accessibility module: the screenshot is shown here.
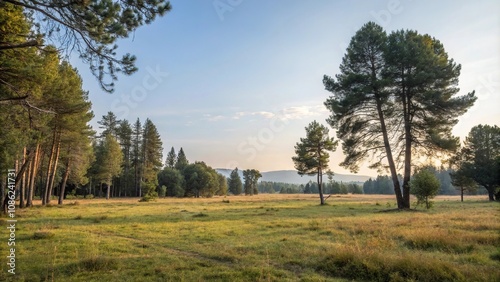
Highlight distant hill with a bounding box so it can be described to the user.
[216,169,371,184]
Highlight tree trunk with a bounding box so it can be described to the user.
[2,150,33,214]
[487,188,495,201]
[318,170,324,205]
[43,131,57,205]
[58,159,71,205]
[401,88,412,209]
[27,144,41,207]
[106,181,111,200]
[46,135,61,204]
[460,188,464,202]
[19,147,27,208]
[375,96,404,209]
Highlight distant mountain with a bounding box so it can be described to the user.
[215,169,371,184]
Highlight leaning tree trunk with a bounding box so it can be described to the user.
[46,135,61,205]
[375,95,404,209]
[43,131,57,205]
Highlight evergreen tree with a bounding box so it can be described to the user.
[2,0,172,92]
[228,167,243,195]
[131,118,142,196]
[323,22,403,204]
[140,118,163,201]
[165,146,176,169]
[95,134,123,200]
[117,120,133,196]
[216,174,228,196]
[455,125,500,201]
[292,121,337,205]
[324,22,476,209]
[175,147,189,171]
[98,112,120,138]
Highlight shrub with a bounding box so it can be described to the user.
[158,185,167,197]
[410,168,440,209]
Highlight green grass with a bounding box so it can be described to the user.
[1,194,499,281]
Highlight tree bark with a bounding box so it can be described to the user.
[401,84,412,209]
[43,131,57,205]
[375,95,404,209]
[46,135,61,204]
[106,180,111,200]
[2,149,33,214]
[27,143,41,207]
[19,147,27,208]
[58,158,71,205]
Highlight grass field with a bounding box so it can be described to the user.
[1,194,499,281]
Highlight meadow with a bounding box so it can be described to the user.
[1,194,499,281]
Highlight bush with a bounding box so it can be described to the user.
[158,185,167,197]
[139,192,158,202]
[410,168,440,209]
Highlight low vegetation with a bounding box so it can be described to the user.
[1,194,498,281]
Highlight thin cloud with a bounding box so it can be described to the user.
[279,105,328,120]
[231,111,275,119]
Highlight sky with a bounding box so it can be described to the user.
[73,0,500,177]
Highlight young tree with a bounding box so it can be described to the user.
[165,147,176,169]
[95,134,123,199]
[410,168,441,209]
[98,112,120,138]
[228,167,243,195]
[2,0,172,92]
[292,121,337,205]
[175,147,189,171]
[450,172,476,202]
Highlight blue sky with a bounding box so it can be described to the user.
[75,0,500,176]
